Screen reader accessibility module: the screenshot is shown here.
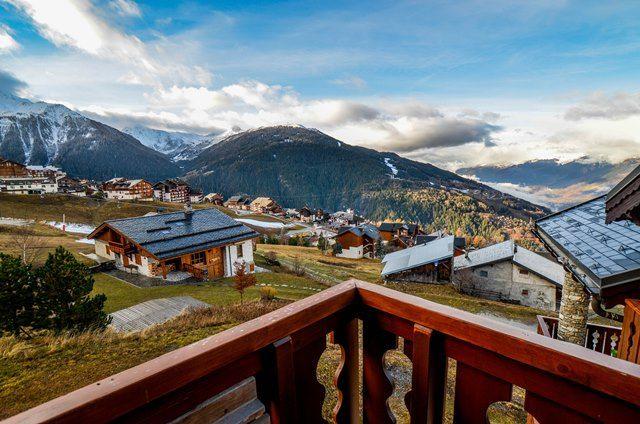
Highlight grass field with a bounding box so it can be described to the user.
[93,271,325,313]
[0,223,95,266]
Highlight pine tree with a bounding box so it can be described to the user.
[0,254,35,336]
[36,247,110,333]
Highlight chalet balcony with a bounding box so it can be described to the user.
[537,315,622,357]
[107,240,136,255]
[7,280,640,423]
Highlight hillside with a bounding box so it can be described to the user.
[186,125,548,225]
[0,93,180,180]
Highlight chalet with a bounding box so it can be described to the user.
[102,178,153,200]
[250,197,283,214]
[0,175,57,194]
[382,235,461,283]
[203,192,224,205]
[378,222,423,242]
[453,240,564,310]
[57,176,88,197]
[224,195,252,210]
[88,207,259,280]
[299,206,314,222]
[153,179,191,203]
[189,190,204,204]
[0,157,28,177]
[334,224,380,259]
[26,165,65,180]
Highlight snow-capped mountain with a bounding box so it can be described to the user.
[122,125,241,161]
[0,92,180,180]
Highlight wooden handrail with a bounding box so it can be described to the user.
[4,279,640,423]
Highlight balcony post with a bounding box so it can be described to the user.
[333,318,360,423]
[363,316,397,424]
[557,271,590,345]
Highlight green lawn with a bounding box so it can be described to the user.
[93,271,325,313]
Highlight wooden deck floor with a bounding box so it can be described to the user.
[109,296,209,332]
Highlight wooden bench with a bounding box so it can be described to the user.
[170,377,269,424]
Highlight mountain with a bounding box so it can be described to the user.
[122,126,245,162]
[185,126,549,233]
[458,158,640,208]
[0,93,180,180]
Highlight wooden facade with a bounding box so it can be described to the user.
[8,280,640,423]
[93,225,226,280]
[0,158,28,177]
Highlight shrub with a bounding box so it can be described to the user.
[264,251,280,266]
[233,261,257,304]
[260,286,277,301]
[0,254,36,337]
[291,256,306,277]
[332,242,343,256]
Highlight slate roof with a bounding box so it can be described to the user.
[91,208,258,260]
[454,240,564,287]
[381,235,454,276]
[535,196,640,294]
[337,224,381,240]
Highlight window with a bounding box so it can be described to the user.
[522,289,529,296]
[479,270,488,277]
[519,269,529,275]
[191,251,206,264]
[236,244,244,258]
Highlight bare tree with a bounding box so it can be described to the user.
[8,225,45,265]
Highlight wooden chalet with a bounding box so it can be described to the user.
[88,208,258,280]
[606,163,640,225]
[102,178,153,200]
[378,222,423,242]
[335,224,380,259]
[250,197,283,214]
[0,157,28,177]
[203,192,224,205]
[153,179,191,203]
[9,279,640,423]
[224,195,252,210]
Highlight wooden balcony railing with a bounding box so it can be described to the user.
[6,280,640,423]
[181,262,208,280]
[107,240,135,255]
[537,315,622,357]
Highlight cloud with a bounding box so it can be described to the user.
[565,91,640,121]
[5,0,210,86]
[0,69,27,95]
[0,24,19,53]
[331,76,366,89]
[109,0,141,17]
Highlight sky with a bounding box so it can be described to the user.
[2,0,640,171]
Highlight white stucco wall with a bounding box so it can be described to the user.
[94,239,114,260]
[337,246,363,259]
[224,240,255,277]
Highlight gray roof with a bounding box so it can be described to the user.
[536,196,640,294]
[381,235,454,276]
[454,240,564,287]
[97,208,258,260]
[338,224,380,240]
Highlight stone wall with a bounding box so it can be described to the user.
[557,271,590,345]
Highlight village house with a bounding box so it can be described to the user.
[299,206,314,222]
[536,184,640,361]
[0,157,29,177]
[203,192,224,205]
[250,197,283,214]
[378,222,423,242]
[381,235,464,284]
[57,176,88,197]
[26,164,66,180]
[224,195,252,210]
[189,190,204,204]
[88,207,259,280]
[0,158,58,194]
[453,240,564,311]
[153,179,192,203]
[102,178,154,200]
[334,224,380,259]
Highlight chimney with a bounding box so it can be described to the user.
[184,201,193,220]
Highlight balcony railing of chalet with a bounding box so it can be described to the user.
[181,262,210,280]
[7,280,640,424]
[537,315,622,357]
[107,240,136,255]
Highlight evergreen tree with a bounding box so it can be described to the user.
[0,254,35,336]
[374,239,386,259]
[36,247,110,333]
[332,242,343,255]
[317,234,328,253]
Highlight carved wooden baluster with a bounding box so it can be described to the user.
[404,325,447,424]
[525,392,594,423]
[295,335,328,423]
[332,319,360,424]
[260,336,297,424]
[453,362,512,423]
[363,317,398,424]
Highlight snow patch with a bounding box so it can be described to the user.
[383,158,398,177]
[76,238,95,245]
[46,221,95,234]
[237,218,290,229]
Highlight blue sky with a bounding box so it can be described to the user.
[2,0,640,174]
